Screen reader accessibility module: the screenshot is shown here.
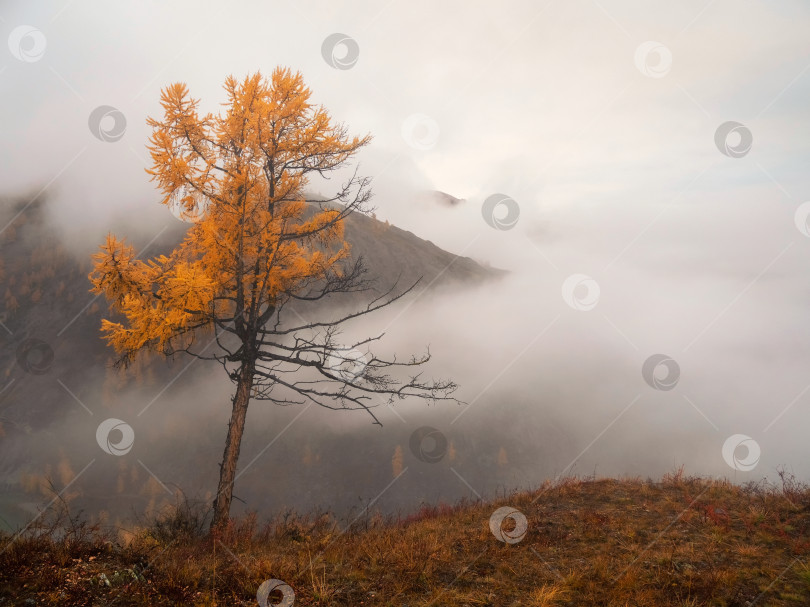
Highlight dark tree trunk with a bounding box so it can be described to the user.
[210,361,254,534]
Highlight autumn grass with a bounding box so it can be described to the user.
[3,469,810,605]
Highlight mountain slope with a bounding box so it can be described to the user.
[0,195,508,530]
[0,195,501,432]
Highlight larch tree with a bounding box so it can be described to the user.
[88,68,457,534]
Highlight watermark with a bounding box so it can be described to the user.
[401,113,440,151]
[96,418,135,456]
[257,578,295,607]
[561,274,600,311]
[168,186,209,223]
[321,33,359,70]
[8,25,46,63]
[634,41,672,78]
[481,194,520,231]
[489,506,528,544]
[88,105,127,143]
[15,338,54,374]
[641,354,680,391]
[722,434,760,472]
[714,121,752,158]
[324,346,368,382]
[409,426,448,463]
[793,201,810,237]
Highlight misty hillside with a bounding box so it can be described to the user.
[0,194,511,531]
[0,195,500,428]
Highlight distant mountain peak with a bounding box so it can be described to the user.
[420,190,466,207]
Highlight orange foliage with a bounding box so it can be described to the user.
[88,69,370,365]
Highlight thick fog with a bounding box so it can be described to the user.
[2,0,810,528]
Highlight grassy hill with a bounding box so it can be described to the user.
[3,470,810,606]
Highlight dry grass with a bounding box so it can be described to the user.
[2,470,810,605]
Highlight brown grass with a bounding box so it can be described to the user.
[2,469,810,605]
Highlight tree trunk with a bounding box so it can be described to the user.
[210,361,254,534]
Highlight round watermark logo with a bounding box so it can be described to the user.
[96,418,135,456]
[489,506,528,544]
[321,33,359,70]
[8,25,46,63]
[401,113,440,151]
[714,121,752,158]
[793,201,810,237]
[324,347,368,382]
[634,41,672,78]
[481,194,520,231]
[167,186,209,223]
[561,274,600,311]
[722,434,760,472]
[88,105,127,143]
[15,338,54,374]
[409,426,448,463]
[642,354,680,391]
[257,578,295,607]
